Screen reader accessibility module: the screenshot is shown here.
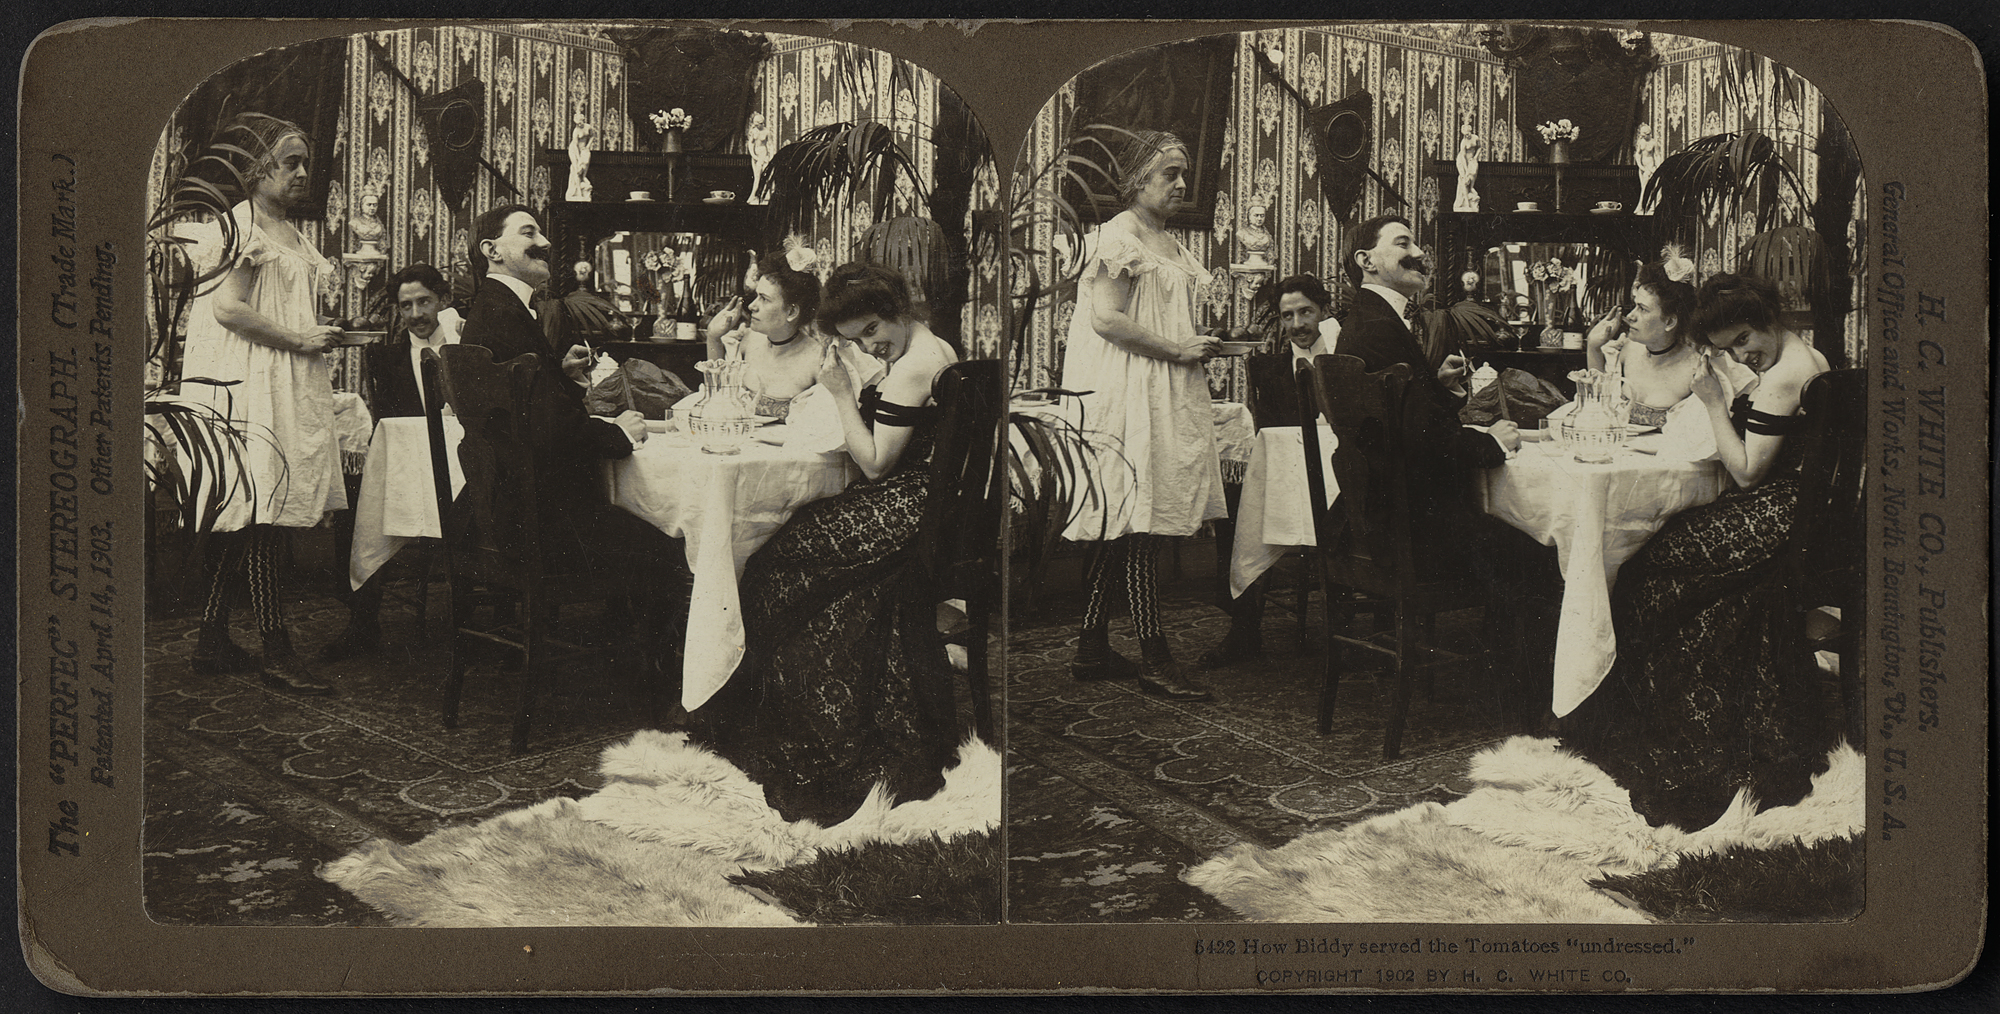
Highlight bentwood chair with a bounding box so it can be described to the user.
[920,359,1007,743]
[421,345,654,754]
[1297,354,1489,759]
[1781,367,1868,747]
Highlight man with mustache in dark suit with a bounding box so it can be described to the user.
[457,203,689,697]
[1330,215,1555,724]
[1337,214,1520,539]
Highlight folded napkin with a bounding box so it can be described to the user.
[1653,357,1758,461]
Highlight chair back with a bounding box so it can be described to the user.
[1298,354,1419,593]
[920,359,1006,604]
[1789,368,1867,582]
[1243,352,1303,430]
[431,344,550,572]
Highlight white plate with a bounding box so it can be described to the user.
[701,196,735,205]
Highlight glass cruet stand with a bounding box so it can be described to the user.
[1561,369,1630,464]
[686,358,759,454]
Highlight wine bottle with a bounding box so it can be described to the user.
[674,273,700,342]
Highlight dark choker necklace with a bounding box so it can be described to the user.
[1647,339,1683,357]
[767,330,803,348]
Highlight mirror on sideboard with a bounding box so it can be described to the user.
[1488,242,1637,330]
[591,231,757,337]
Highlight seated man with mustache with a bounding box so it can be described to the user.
[1331,214,1520,576]
[457,203,688,693]
[1336,212,1520,482]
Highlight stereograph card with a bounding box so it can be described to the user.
[11,16,1989,996]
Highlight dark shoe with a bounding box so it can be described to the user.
[191,634,260,675]
[316,621,383,663]
[261,630,334,695]
[1069,644,1141,682]
[1137,660,1214,702]
[1196,629,1264,670]
[260,655,335,696]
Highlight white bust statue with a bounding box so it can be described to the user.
[1235,200,1274,270]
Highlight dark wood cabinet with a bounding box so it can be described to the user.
[1431,159,1659,280]
[539,149,769,268]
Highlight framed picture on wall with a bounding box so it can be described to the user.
[1062,34,1235,231]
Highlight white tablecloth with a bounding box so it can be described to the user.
[605,426,856,710]
[1479,436,1727,716]
[1226,426,1340,598]
[348,416,463,591]
[348,416,855,713]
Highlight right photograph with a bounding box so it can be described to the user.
[1002,22,1869,924]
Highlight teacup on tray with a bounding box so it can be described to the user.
[1515,201,1541,213]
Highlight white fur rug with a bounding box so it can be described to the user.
[1185,736,1865,923]
[321,732,1000,927]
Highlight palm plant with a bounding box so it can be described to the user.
[144,120,278,608]
[1638,130,1810,238]
[1640,122,1848,359]
[756,121,931,236]
[994,124,1160,609]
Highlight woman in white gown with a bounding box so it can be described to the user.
[1059,129,1223,702]
[180,113,347,694]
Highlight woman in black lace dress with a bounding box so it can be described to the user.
[1562,274,1841,831]
[690,264,964,826]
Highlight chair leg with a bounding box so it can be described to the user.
[968,609,994,744]
[1316,576,1347,735]
[511,591,543,755]
[441,578,469,729]
[1295,562,1311,653]
[1382,607,1417,760]
[1419,612,1439,702]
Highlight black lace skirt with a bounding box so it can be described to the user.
[689,454,960,826]
[1560,476,1842,830]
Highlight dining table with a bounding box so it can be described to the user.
[1224,425,1340,600]
[346,415,855,712]
[1479,432,1727,716]
[347,415,463,594]
[604,422,856,710]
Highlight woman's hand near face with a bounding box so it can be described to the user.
[1689,350,1727,406]
[1584,307,1625,371]
[1585,306,1626,350]
[817,340,856,399]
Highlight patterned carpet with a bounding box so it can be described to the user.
[1005,546,1534,922]
[144,564,663,925]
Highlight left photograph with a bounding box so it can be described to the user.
[141,22,1005,927]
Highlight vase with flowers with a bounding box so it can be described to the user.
[1537,118,1580,165]
[650,107,694,154]
[650,107,694,199]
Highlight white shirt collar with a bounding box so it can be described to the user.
[485,271,539,318]
[1362,283,1412,323]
